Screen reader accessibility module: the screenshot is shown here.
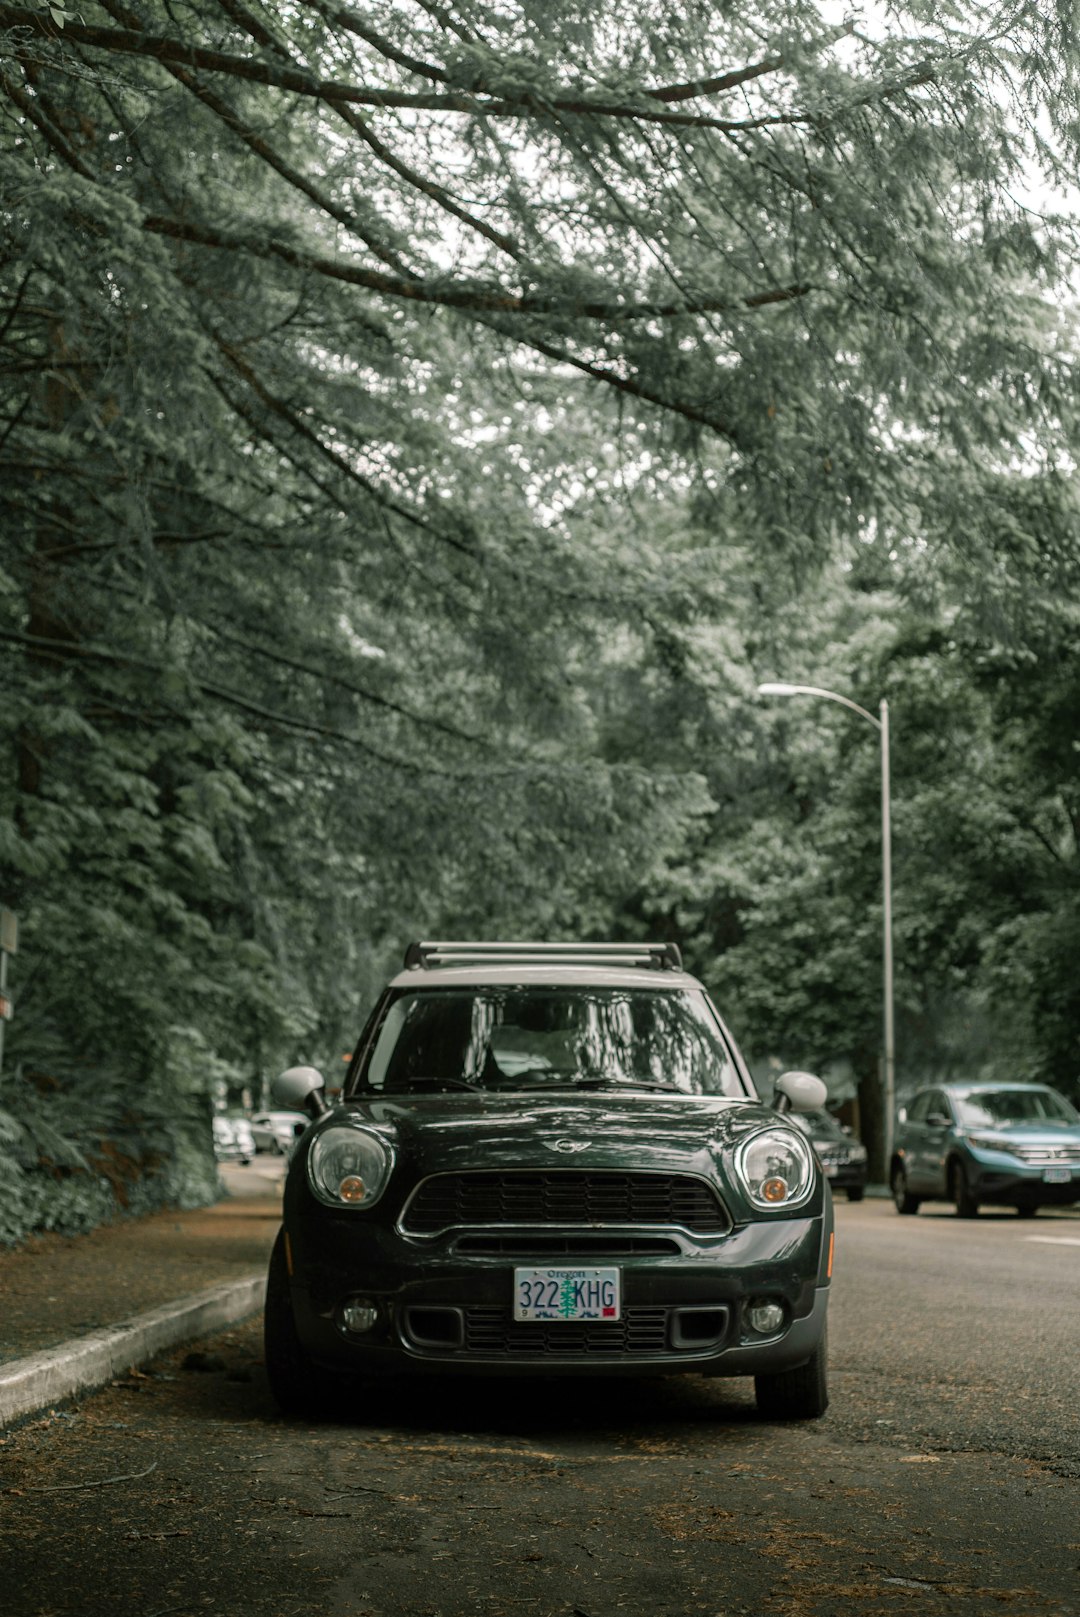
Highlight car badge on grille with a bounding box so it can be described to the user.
[545,1138,590,1154]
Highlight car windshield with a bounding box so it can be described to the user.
[954,1088,1080,1127]
[356,986,743,1097]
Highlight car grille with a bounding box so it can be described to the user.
[463,1305,671,1357]
[453,1234,682,1257]
[1005,1143,1080,1165]
[401,1171,729,1235]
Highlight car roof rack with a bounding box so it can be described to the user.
[403,941,683,971]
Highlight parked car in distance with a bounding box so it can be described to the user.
[250,1110,309,1155]
[212,1114,256,1164]
[263,940,835,1422]
[890,1082,1080,1217]
[792,1110,867,1201]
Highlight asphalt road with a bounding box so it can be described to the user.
[1,1198,1078,1617]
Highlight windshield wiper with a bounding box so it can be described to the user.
[395,1076,483,1093]
[567,1077,678,1092]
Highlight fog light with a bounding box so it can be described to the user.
[747,1299,785,1335]
[340,1299,379,1334]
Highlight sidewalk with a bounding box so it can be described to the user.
[0,1159,284,1428]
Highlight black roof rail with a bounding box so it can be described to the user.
[403,941,683,971]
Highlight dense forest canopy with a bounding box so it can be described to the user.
[1,0,1078,1232]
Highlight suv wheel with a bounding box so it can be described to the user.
[891,1164,920,1215]
[755,1331,829,1421]
[264,1231,331,1418]
[950,1161,979,1218]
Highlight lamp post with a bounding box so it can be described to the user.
[757,682,894,1173]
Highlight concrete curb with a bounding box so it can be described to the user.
[0,1273,266,1430]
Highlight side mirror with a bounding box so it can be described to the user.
[896,1106,908,1125]
[774,1070,828,1115]
[273,1065,329,1118]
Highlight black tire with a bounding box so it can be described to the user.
[264,1230,330,1418]
[846,1186,866,1203]
[755,1329,829,1421]
[891,1164,920,1215]
[1015,1202,1038,1218]
[950,1160,979,1218]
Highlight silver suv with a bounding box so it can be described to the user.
[890,1083,1080,1217]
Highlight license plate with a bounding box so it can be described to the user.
[513,1267,620,1322]
[1042,1167,1073,1183]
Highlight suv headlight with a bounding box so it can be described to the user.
[308,1125,394,1208]
[966,1134,1015,1155]
[735,1126,816,1211]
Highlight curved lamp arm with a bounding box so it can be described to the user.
[757,682,881,731]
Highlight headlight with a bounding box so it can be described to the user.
[735,1126,816,1211]
[308,1125,394,1208]
[966,1134,1015,1155]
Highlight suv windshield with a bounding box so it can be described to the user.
[355,986,743,1098]
[954,1088,1080,1126]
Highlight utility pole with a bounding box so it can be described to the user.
[0,909,17,1077]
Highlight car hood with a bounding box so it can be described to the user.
[330,1089,781,1177]
[967,1120,1080,1142]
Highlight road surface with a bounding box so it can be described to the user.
[1,1197,1077,1617]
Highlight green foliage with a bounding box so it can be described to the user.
[0,1,1078,1227]
[0,1056,219,1247]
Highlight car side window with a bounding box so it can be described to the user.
[925,1090,951,1124]
[907,1091,932,1123]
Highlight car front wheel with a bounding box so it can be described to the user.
[264,1231,331,1418]
[754,1330,829,1421]
[950,1161,979,1218]
[891,1165,920,1215]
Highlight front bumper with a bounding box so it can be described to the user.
[965,1152,1080,1204]
[282,1210,831,1379]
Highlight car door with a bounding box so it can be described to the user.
[915,1089,953,1194]
[903,1090,949,1193]
[900,1091,930,1190]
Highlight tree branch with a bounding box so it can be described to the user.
[142,210,810,319]
[0,6,852,132]
[0,63,97,178]
[207,0,523,258]
[96,0,419,277]
[0,628,484,778]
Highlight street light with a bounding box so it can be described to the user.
[756,682,894,1173]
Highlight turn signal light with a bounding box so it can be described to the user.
[339,1175,367,1202]
[761,1176,789,1203]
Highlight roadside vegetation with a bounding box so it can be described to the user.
[2,0,1078,1239]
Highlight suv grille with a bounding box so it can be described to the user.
[401,1171,728,1235]
[1006,1143,1080,1165]
[453,1234,681,1257]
